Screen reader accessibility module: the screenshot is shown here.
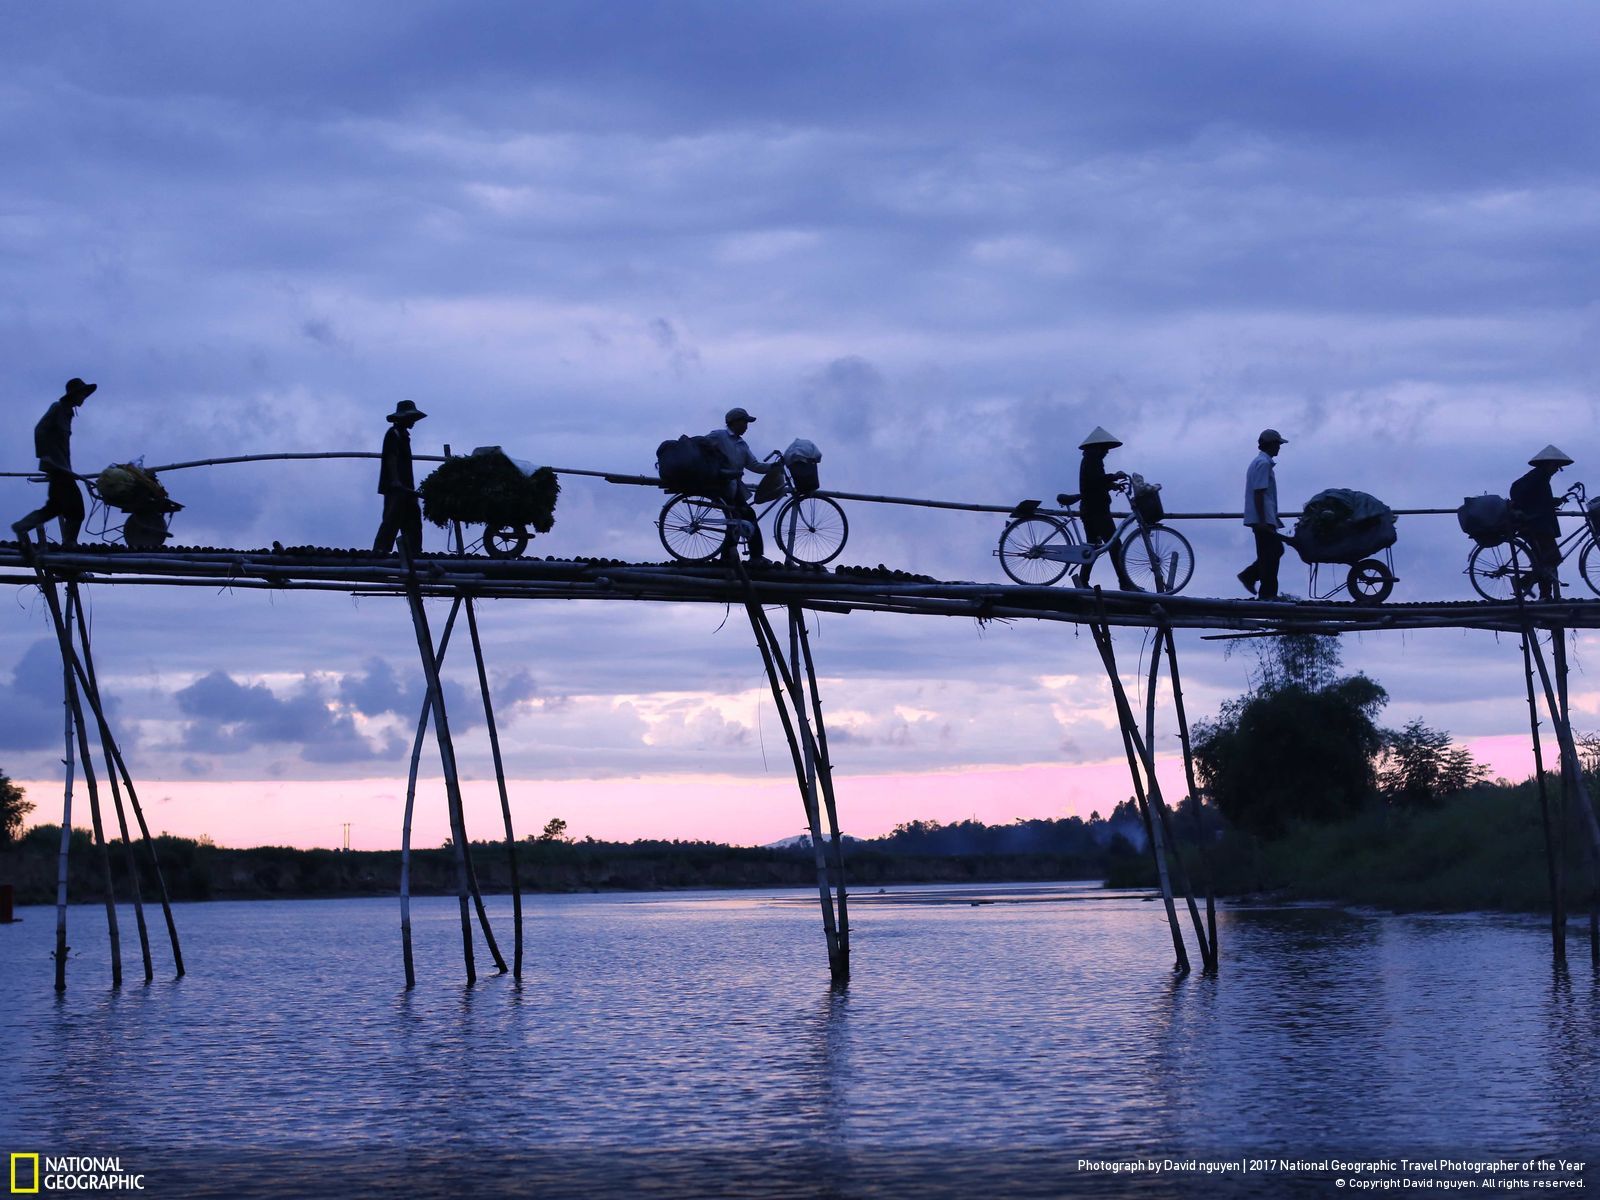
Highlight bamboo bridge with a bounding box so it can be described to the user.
[5,456,1599,993]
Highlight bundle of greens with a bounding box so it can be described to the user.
[419,450,559,531]
[97,462,181,514]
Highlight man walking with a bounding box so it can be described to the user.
[1238,428,1287,601]
[705,406,779,563]
[12,377,95,545]
[373,400,426,557]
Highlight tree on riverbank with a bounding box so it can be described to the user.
[0,771,32,847]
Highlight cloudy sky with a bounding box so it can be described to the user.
[3,1,1599,849]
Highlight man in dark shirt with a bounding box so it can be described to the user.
[373,400,426,557]
[1510,444,1572,600]
[12,377,95,545]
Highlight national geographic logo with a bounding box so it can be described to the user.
[9,1154,145,1192]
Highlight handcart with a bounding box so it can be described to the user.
[91,462,184,548]
[1287,488,1398,604]
[418,446,560,558]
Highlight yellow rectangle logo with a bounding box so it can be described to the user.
[9,1153,40,1194]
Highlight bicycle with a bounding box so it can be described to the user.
[1466,481,1600,600]
[995,476,1195,593]
[657,455,849,565]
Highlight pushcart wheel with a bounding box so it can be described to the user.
[1113,523,1195,594]
[1347,559,1394,605]
[772,495,848,565]
[1579,538,1600,598]
[998,516,1074,585]
[1467,537,1535,602]
[484,525,529,558]
[658,495,732,562]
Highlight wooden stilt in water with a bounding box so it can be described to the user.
[67,583,152,983]
[1520,628,1565,964]
[793,608,850,975]
[1158,625,1218,968]
[463,594,524,979]
[53,567,75,993]
[400,596,461,988]
[1143,626,1215,972]
[1524,632,1600,926]
[736,587,843,979]
[1088,618,1190,974]
[37,575,123,987]
[400,568,477,986]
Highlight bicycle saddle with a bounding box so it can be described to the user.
[1055,493,1080,507]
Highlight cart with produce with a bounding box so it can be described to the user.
[1285,487,1399,604]
[91,462,184,548]
[419,446,559,558]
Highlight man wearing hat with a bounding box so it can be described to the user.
[373,400,427,557]
[706,407,779,563]
[1060,426,1138,590]
[1238,428,1288,601]
[12,377,96,545]
[1511,444,1573,600]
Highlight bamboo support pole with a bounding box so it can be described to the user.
[734,581,843,977]
[793,608,850,970]
[1158,625,1219,967]
[37,575,123,987]
[53,587,75,994]
[1552,633,1600,966]
[1520,629,1565,963]
[1143,628,1215,972]
[67,584,152,983]
[400,596,462,988]
[1089,619,1190,973]
[400,573,477,986]
[1525,633,1600,899]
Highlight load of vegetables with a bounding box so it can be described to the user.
[419,447,559,532]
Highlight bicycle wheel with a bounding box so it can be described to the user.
[658,495,731,561]
[1114,524,1195,594]
[1580,538,1600,597]
[772,495,849,565]
[1467,537,1535,601]
[998,516,1074,585]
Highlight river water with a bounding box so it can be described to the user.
[1,883,1596,1197]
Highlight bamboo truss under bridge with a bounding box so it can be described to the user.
[4,463,1600,990]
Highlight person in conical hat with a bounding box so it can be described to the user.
[1060,426,1138,590]
[1510,444,1573,600]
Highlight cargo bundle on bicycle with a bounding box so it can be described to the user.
[94,461,183,548]
[1285,488,1398,603]
[419,446,559,558]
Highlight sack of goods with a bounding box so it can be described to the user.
[418,447,560,531]
[1129,475,1164,523]
[1586,497,1600,542]
[96,462,182,515]
[655,435,728,495]
[1292,488,1398,563]
[1457,494,1513,547]
[784,438,822,495]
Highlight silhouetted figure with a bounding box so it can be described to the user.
[705,407,778,563]
[12,377,95,546]
[373,400,426,557]
[1062,425,1138,590]
[1238,428,1287,600]
[1511,444,1571,600]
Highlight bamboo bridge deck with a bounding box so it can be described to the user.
[3,540,1596,635]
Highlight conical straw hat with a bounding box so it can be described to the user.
[1079,426,1122,449]
[1529,444,1573,466]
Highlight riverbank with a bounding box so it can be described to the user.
[0,825,1126,905]
[1187,782,1588,913]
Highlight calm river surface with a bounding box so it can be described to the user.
[2,884,1597,1198]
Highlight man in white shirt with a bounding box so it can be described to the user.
[705,407,779,563]
[1237,428,1287,600]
